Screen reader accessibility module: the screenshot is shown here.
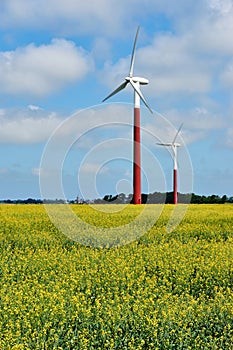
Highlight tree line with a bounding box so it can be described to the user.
[98,192,232,204]
[0,192,232,204]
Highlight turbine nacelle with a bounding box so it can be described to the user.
[173,142,181,147]
[156,123,183,181]
[157,142,181,147]
[126,76,149,85]
[156,123,183,148]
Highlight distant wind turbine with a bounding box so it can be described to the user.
[102,26,152,204]
[157,124,183,204]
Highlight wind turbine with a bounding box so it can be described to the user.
[102,26,152,204]
[157,124,183,204]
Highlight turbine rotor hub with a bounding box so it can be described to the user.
[126,76,149,85]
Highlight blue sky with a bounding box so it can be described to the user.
[0,0,232,200]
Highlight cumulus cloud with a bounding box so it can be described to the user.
[0,0,232,43]
[0,0,232,144]
[140,35,213,96]
[0,0,129,36]
[141,106,225,148]
[0,0,213,38]
[0,104,133,145]
[164,107,224,130]
[208,0,233,15]
[0,39,93,97]
[0,107,63,143]
[101,1,233,98]
[164,107,226,145]
[102,33,212,99]
[99,0,233,104]
[2,0,233,103]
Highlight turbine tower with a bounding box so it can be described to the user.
[157,124,183,204]
[102,26,152,204]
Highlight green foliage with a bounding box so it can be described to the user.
[0,204,233,349]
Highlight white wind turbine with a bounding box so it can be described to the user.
[102,26,152,204]
[157,124,183,204]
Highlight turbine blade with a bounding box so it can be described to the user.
[129,26,140,78]
[102,81,128,102]
[129,79,153,113]
[172,123,183,144]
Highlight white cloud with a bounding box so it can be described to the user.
[164,107,224,130]
[0,0,211,38]
[98,0,233,105]
[0,104,133,145]
[141,106,225,147]
[208,0,233,15]
[0,0,129,36]
[28,105,43,111]
[194,16,233,56]
[101,29,214,98]
[138,34,212,96]
[164,107,225,145]
[1,0,233,103]
[0,107,63,143]
[0,0,232,44]
[0,39,93,97]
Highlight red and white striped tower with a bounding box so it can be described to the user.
[102,27,152,204]
[173,144,178,205]
[156,124,183,205]
[133,82,141,204]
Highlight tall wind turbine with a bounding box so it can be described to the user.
[157,124,183,204]
[102,26,152,204]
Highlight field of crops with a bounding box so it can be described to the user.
[0,203,233,349]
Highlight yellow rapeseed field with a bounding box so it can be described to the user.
[0,204,233,349]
